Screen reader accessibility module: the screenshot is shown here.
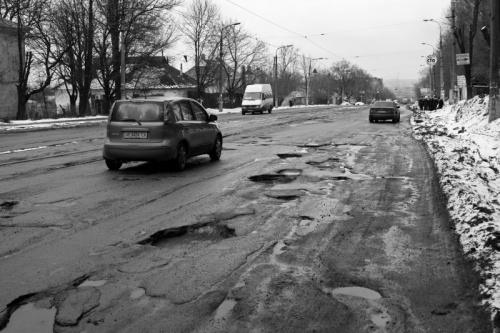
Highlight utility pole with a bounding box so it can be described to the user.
[451,1,457,103]
[120,29,126,100]
[489,0,500,122]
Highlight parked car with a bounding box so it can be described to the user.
[369,101,400,123]
[102,97,222,171]
[354,102,365,106]
[241,84,274,115]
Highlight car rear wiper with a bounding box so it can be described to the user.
[121,118,142,126]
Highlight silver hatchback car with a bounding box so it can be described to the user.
[102,97,222,171]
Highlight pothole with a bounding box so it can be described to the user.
[264,190,303,201]
[298,142,330,148]
[330,286,382,300]
[277,153,303,159]
[0,201,19,211]
[137,222,236,248]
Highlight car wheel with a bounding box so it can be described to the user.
[209,135,222,161]
[369,117,373,123]
[260,109,264,114]
[268,108,272,114]
[242,111,246,115]
[105,159,122,170]
[174,143,188,171]
[392,118,397,123]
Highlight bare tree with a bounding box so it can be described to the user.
[276,46,300,104]
[53,0,94,117]
[223,22,268,107]
[329,59,359,103]
[93,0,179,113]
[2,0,72,119]
[452,0,486,98]
[183,0,220,101]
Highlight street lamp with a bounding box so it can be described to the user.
[306,58,323,106]
[218,22,240,112]
[424,19,444,99]
[422,43,436,96]
[274,45,292,108]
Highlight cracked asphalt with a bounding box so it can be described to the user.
[0,105,492,332]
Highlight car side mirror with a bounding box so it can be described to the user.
[209,114,218,122]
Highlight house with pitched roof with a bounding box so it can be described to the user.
[55,56,197,114]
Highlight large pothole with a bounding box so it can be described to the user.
[137,222,236,248]
[248,169,302,184]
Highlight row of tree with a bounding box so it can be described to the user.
[1,0,393,120]
[415,0,490,101]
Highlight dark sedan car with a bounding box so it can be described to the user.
[102,97,222,171]
[369,101,400,123]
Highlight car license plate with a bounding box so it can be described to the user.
[123,132,148,139]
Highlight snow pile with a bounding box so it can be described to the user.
[412,96,500,317]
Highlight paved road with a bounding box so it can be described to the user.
[0,105,491,332]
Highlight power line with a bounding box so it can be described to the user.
[224,0,342,59]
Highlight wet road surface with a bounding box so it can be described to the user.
[0,105,491,332]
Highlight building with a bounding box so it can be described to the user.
[0,17,21,120]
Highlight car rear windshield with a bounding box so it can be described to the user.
[243,92,261,100]
[111,102,164,122]
[373,102,394,108]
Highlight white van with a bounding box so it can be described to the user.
[241,84,273,115]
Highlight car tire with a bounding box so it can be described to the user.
[260,109,264,114]
[242,111,246,115]
[209,135,222,161]
[105,159,122,170]
[174,143,188,171]
[369,117,373,123]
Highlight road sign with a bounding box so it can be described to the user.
[457,75,466,87]
[426,55,437,66]
[456,53,470,65]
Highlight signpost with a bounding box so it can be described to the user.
[426,55,437,66]
[456,53,470,65]
[457,75,466,87]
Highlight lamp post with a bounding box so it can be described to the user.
[422,43,436,96]
[274,45,292,108]
[218,22,240,112]
[424,19,444,99]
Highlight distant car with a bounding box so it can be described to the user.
[354,102,365,106]
[369,101,400,123]
[340,101,352,106]
[102,97,222,171]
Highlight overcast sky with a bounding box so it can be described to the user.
[174,0,452,82]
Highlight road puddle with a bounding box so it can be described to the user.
[130,288,146,299]
[214,299,237,320]
[78,279,107,288]
[330,286,382,300]
[277,169,302,176]
[1,302,56,333]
